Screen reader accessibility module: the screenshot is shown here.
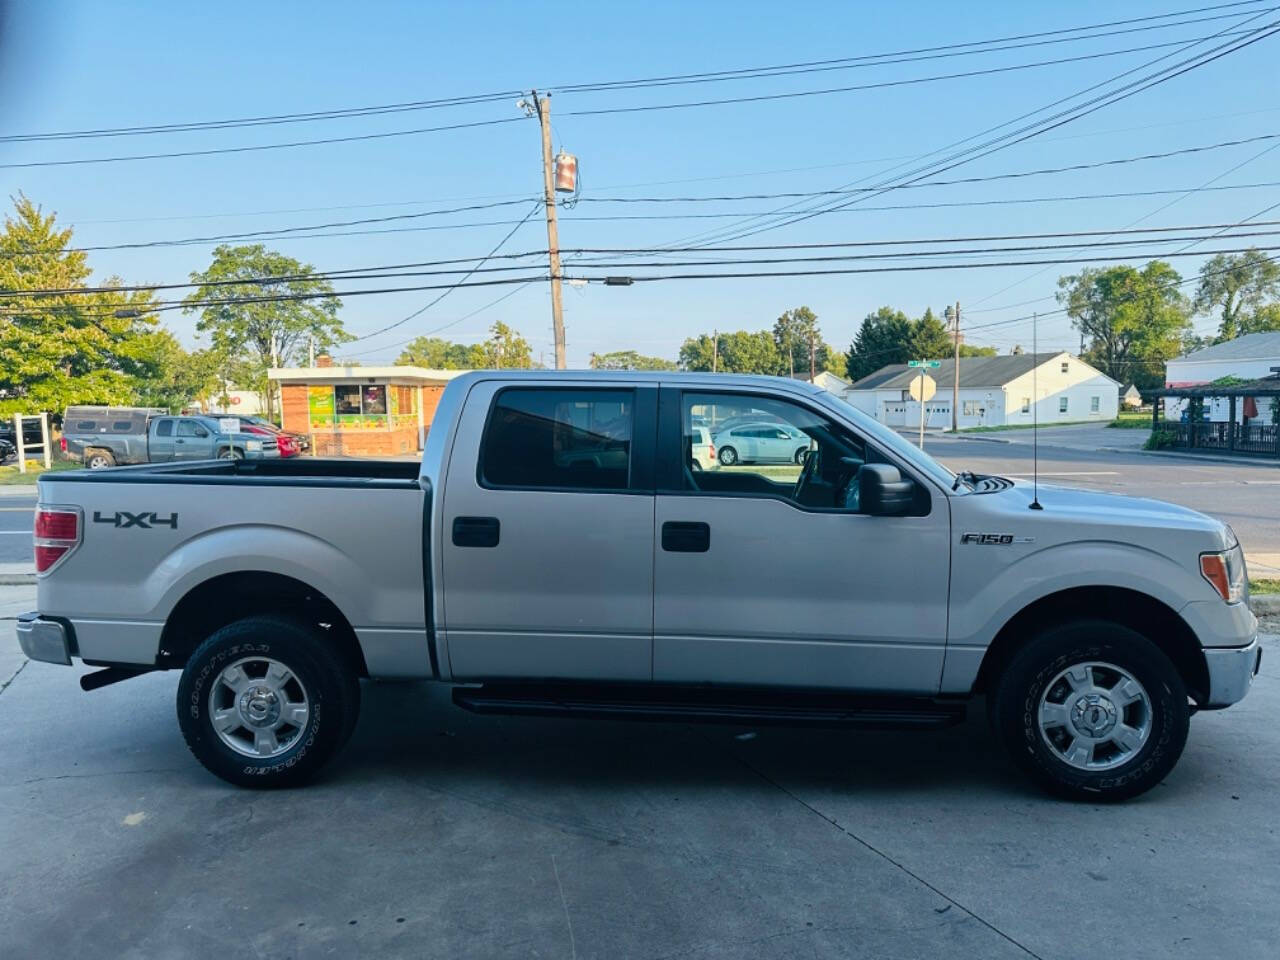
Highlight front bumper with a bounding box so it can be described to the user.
[1202,633,1263,708]
[16,612,72,666]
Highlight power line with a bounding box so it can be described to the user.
[7,133,1277,259]
[6,2,1262,144]
[561,28,1266,118]
[667,12,1279,249]
[573,133,1280,203]
[0,115,528,170]
[7,220,1278,300]
[346,202,544,343]
[7,220,1279,300]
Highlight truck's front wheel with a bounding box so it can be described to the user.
[990,620,1189,802]
[176,616,359,788]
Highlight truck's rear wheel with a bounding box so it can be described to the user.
[991,619,1188,802]
[86,450,115,469]
[176,615,359,788]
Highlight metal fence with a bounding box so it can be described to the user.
[1155,421,1280,458]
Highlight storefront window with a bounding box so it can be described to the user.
[335,385,361,415]
[362,385,387,415]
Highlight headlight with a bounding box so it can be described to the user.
[1200,542,1247,604]
[245,439,263,452]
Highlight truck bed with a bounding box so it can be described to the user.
[41,457,422,489]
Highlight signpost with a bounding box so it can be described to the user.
[907,361,940,449]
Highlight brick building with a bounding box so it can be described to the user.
[270,357,468,457]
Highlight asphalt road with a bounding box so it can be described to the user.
[1,605,1277,960]
[0,493,35,564]
[918,431,1280,561]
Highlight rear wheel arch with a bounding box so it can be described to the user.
[158,571,368,678]
[973,586,1209,705]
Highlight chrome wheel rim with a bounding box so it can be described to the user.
[208,656,310,758]
[1038,661,1152,771]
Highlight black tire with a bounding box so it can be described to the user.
[86,450,115,470]
[217,447,243,460]
[718,446,738,466]
[176,615,360,788]
[794,447,808,465]
[990,619,1188,802]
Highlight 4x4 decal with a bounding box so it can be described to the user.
[92,511,178,530]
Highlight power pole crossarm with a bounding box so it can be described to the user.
[533,91,566,370]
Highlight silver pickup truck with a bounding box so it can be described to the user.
[19,372,1261,800]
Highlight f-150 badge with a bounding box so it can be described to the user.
[960,533,1034,545]
[92,511,178,529]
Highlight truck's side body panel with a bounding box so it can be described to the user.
[38,470,426,674]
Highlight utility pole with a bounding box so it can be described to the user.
[531,91,566,369]
[712,329,719,373]
[808,331,816,383]
[947,301,961,432]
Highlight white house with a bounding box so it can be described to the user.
[1163,332,1280,423]
[845,352,1119,429]
[791,370,851,395]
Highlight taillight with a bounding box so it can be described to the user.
[59,435,67,453]
[709,443,715,458]
[34,505,81,575]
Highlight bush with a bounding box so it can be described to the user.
[1144,431,1177,450]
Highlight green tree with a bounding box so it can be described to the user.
[908,307,952,360]
[396,336,483,368]
[182,244,349,419]
[773,306,818,377]
[679,330,781,374]
[845,307,912,382]
[126,332,221,412]
[1193,248,1280,340]
[1057,261,1190,390]
[588,350,677,370]
[480,320,533,369]
[958,344,998,357]
[0,195,163,414]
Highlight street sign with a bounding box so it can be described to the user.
[908,360,942,368]
[908,374,937,402]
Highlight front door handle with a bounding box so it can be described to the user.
[662,521,710,553]
[452,516,500,548]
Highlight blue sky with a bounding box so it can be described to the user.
[2,0,1278,367]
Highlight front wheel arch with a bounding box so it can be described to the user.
[973,586,1209,705]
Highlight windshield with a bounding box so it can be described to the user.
[817,390,957,490]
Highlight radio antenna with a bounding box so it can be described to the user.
[1030,311,1043,511]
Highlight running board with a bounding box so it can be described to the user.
[452,683,966,729]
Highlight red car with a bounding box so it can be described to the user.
[241,423,298,458]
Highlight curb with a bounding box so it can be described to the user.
[1105,447,1280,467]
[0,575,35,585]
[1252,594,1280,615]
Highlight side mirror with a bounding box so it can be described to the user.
[858,464,914,516]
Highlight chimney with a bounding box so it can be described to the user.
[315,353,333,368]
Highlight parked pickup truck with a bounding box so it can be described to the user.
[20,372,1261,799]
[62,410,279,469]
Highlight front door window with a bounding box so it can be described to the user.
[691,392,868,511]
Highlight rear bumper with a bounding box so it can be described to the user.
[16,612,72,666]
[1202,634,1263,708]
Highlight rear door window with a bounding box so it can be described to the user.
[480,388,634,492]
[155,420,174,437]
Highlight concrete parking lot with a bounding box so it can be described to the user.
[2,583,1277,960]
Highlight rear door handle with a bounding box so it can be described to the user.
[452,516,500,548]
[662,521,710,553]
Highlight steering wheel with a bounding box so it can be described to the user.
[792,445,819,501]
